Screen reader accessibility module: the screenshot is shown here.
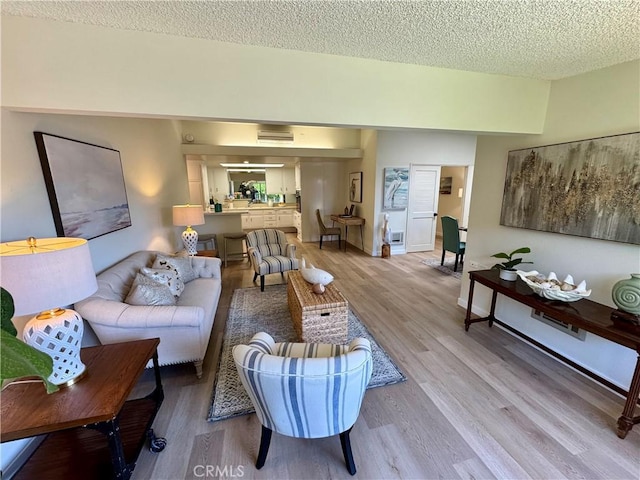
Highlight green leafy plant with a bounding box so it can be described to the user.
[1,287,58,393]
[491,247,532,271]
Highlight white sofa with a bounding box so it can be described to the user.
[75,251,222,377]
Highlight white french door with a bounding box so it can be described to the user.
[406,165,441,252]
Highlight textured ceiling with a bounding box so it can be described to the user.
[2,1,639,80]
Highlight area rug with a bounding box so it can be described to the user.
[421,258,463,279]
[207,284,406,422]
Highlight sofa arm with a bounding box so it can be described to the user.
[76,298,205,329]
[190,256,222,279]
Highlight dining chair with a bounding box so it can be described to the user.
[441,215,466,272]
[315,209,341,249]
[233,332,373,475]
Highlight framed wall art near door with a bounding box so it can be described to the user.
[349,172,362,203]
[500,132,639,244]
[34,132,132,240]
[383,167,409,210]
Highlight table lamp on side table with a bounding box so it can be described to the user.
[0,237,98,386]
[173,204,205,255]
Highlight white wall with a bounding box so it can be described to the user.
[299,159,346,244]
[463,60,640,389]
[374,130,477,255]
[2,16,550,134]
[0,110,187,273]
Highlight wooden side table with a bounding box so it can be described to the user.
[1,338,165,479]
[196,249,219,258]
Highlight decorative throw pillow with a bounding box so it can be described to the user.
[152,254,197,283]
[124,273,176,306]
[140,267,185,297]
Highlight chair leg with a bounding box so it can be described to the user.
[454,254,459,272]
[441,249,446,266]
[260,275,265,291]
[340,428,356,475]
[319,235,323,249]
[253,272,258,283]
[338,235,341,250]
[256,425,272,469]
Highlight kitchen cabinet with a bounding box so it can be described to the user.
[266,168,296,195]
[186,159,205,206]
[242,208,294,230]
[210,168,229,199]
[277,210,294,228]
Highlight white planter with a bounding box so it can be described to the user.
[499,269,518,281]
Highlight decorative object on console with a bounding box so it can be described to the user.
[491,247,532,281]
[173,204,205,255]
[0,237,98,386]
[500,132,639,245]
[34,132,132,240]
[612,274,640,315]
[300,257,334,286]
[312,283,325,295]
[517,270,591,302]
[611,274,640,332]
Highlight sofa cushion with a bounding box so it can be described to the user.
[140,267,185,297]
[152,254,197,283]
[125,273,176,306]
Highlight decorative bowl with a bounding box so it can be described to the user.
[516,270,591,302]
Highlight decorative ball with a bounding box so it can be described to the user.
[612,274,640,315]
[312,283,325,294]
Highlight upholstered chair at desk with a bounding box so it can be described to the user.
[315,209,342,249]
[233,332,373,475]
[246,229,299,291]
[441,215,466,272]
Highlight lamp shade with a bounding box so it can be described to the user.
[0,237,98,315]
[173,205,205,227]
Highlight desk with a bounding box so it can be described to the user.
[330,215,365,252]
[465,269,640,439]
[1,338,164,479]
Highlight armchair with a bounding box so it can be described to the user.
[246,229,299,291]
[233,332,373,475]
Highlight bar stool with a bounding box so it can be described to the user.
[224,232,248,268]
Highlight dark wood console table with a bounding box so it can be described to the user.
[465,269,640,439]
[1,338,164,479]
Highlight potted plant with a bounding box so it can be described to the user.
[491,247,532,281]
[1,287,58,393]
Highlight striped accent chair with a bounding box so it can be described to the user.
[246,229,299,291]
[233,332,373,475]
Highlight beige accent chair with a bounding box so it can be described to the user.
[315,209,341,249]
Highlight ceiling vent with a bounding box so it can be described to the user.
[257,130,294,142]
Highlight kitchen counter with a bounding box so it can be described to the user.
[204,204,296,216]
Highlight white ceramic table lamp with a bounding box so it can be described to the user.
[173,205,205,255]
[0,237,98,386]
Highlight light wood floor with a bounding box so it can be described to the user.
[131,235,640,480]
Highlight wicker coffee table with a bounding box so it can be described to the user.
[287,270,348,344]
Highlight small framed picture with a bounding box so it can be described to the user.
[349,172,362,203]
